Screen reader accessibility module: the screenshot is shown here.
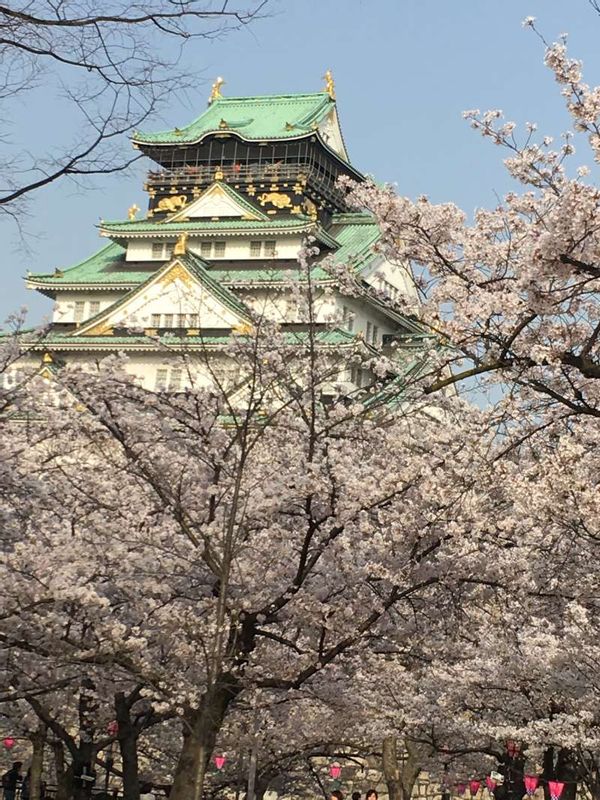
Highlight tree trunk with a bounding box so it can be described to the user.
[556,749,578,800]
[169,676,241,800]
[382,736,423,800]
[52,741,69,800]
[383,736,404,800]
[29,724,46,800]
[115,692,140,800]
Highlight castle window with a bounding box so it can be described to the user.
[372,325,379,345]
[163,314,174,328]
[342,306,354,333]
[366,321,372,343]
[151,314,161,328]
[189,314,199,328]
[170,368,183,392]
[155,366,184,392]
[200,241,226,258]
[250,240,277,258]
[74,301,85,323]
[151,242,173,260]
[155,368,168,390]
[89,301,100,317]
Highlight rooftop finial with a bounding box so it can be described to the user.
[173,232,188,256]
[209,76,225,104]
[323,69,335,99]
[128,204,140,220]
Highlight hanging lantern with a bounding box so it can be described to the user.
[486,777,496,795]
[457,785,467,796]
[107,721,119,736]
[506,740,520,759]
[548,782,565,800]
[524,776,539,796]
[2,738,15,751]
[470,780,481,797]
[214,754,226,771]
[329,763,342,780]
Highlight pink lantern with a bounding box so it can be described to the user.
[329,763,342,780]
[470,781,481,798]
[214,754,226,771]
[524,776,539,796]
[506,740,520,759]
[2,738,15,751]
[548,782,565,800]
[457,785,467,796]
[107,721,119,736]
[486,777,496,795]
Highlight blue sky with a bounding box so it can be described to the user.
[3,0,600,323]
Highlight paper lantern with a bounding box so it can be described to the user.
[2,738,15,751]
[524,776,539,796]
[486,777,496,795]
[548,781,565,800]
[470,781,481,798]
[214,754,226,771]
[457,785,467,796]
[330,763,342,780]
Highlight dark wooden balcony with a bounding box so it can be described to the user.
[145,161,347,209]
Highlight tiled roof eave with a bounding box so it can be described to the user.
[27,279,140,290]
[100,225,315,239]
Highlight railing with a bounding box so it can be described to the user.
[146,163,346,206]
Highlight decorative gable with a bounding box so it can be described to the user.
[318,107,348,161]
[75,255,250,336]
[168,182,267,222]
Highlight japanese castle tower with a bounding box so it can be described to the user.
[25,74,424,394]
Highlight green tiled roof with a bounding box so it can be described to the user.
[362,357,429,411]
[133,93,335,146]
[27,243,145,288]
[330,221,382,272]
[100,217,315,235]
[34,328,361,350]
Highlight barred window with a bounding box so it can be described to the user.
[74,301,85,323]
[213,241,226,257]
[155,368,168,390]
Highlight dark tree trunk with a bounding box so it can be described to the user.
[30,724,46,800]
[169,675,242,800]
[382,736,422,800]
[51,741,69,800]
[115,692,140,800]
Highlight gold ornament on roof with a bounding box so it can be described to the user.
[323,69,335,99]
[156,194,187,213]
[173,233,189,256]
[42,352,53,364]
[209,76,225,103]
[128,204,140,220]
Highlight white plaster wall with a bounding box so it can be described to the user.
[240,287,338,324]
[363,255,418,305]
[54,350,236,392]
[126,236,303,262]
[53,292,125,324]
[98,273,243,329]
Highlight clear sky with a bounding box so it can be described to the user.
[3,0,600,323]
